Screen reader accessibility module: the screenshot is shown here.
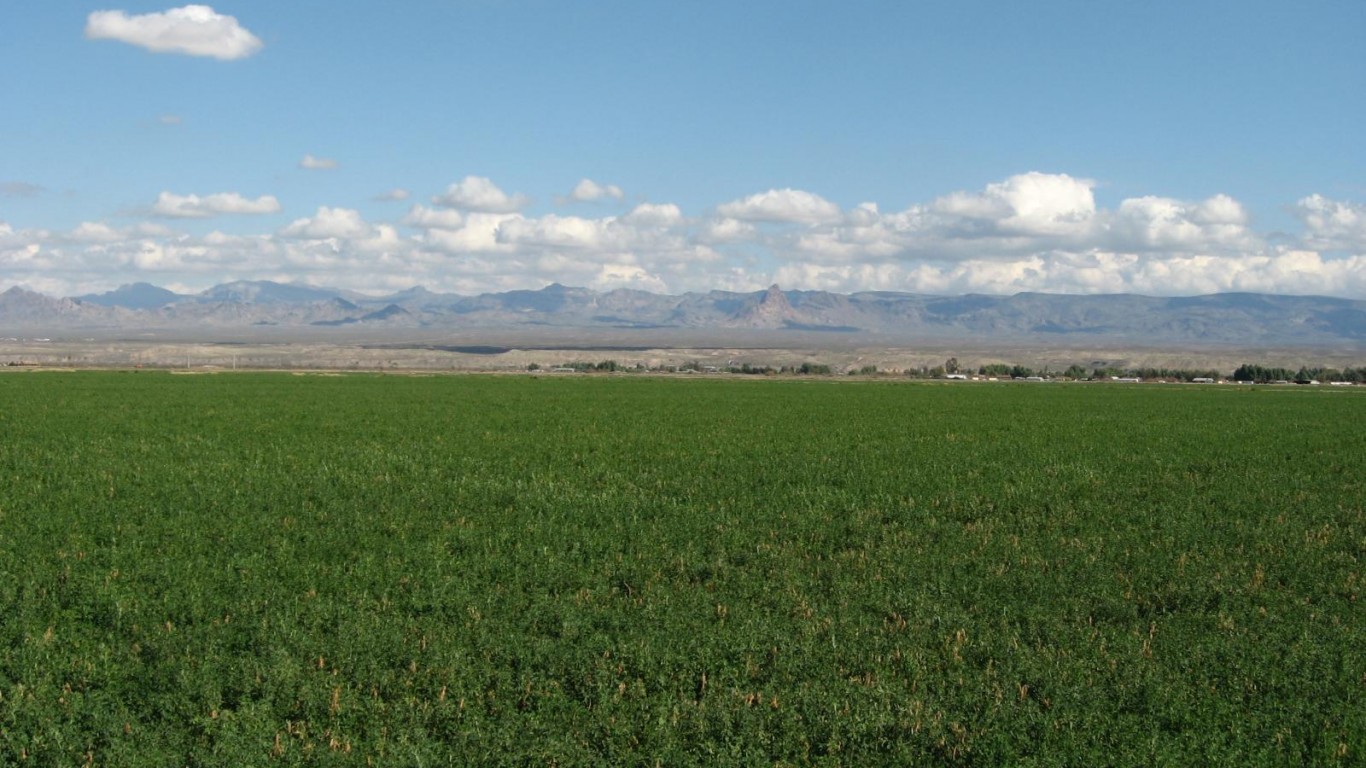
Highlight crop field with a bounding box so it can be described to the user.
[0,372,1362,765]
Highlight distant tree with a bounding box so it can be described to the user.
[944,357,959,374]
[1232,364,1296,383]
[526,363,540,371]
[733,363,775,375]
[1064,364,1087,380]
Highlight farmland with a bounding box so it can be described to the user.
[0,373,1362,765]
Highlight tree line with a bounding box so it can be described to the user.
[1231,364,1366,383]
[526,359,1365,382]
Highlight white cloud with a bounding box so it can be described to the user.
[697,217,756,244]
[591,264,668,292]
[420,212,522,254]
[280,207,371,240]
[150,191,281,218]
[768,249,1366,299]
[561,178,624,203]
[774,176,1267,268]
[1294,194,1366,251]
[374,188,411,202]
[932,172,1096,237]
[5,173,1366,301]
[85,5,262,60]
[433,176,528,213]
[299,154,338,171]
[717,188,842,224]
[401,205,464,230]
[158,114,183,125]
[67,222,125,244]
[497,215,608,250]
[622,203,683,227]
[1110,194,1255,252]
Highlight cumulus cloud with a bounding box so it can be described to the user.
[420,212,522,254]
[401,205,464,230]
[280,207,372,240]
[433,176,529,213]
[768,249,1366,299]
[67,222,126,244]
[495,207,699,262]
[778,174,1266,267]
[1110,194,1254,252]
[717,188,842,224]
[374,188,411,202]
[1294,194,1366,251]
[622,203,683,227]
[560,178,624,203]
[496,215,608,250]
[931,172,1096,237]
[85,5,262,60]
[5,172,1366,301]
[591,264,669,292]
[696,217,756,244]
[150,191,281,218]
[299,154,338,171]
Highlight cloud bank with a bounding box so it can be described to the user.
[150,192,281,218]
[3,172,1364,299]
[85,5,262,60]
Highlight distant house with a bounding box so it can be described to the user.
[1191,377,1215,384]
[945,373,968,380]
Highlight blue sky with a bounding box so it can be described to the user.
[2,1,1364,297]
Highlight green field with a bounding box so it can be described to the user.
[1,373,1362,765]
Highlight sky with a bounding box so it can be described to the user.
[2,1,1365,299]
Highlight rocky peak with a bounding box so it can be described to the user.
[727,284,798,328]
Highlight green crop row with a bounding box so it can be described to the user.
[0,373,1362,765]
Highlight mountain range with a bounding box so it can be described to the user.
[2,281,1365,346]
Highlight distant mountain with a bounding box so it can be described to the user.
[197,280,344,305]
[77,282,187,310]
[727,284,799,329]
[1,286,122,325]
[310,303,412,327]
[1,280,1364,346]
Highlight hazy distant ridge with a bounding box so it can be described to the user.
[2,281,1364,345]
